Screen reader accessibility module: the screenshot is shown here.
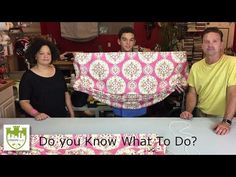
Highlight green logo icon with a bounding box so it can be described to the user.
[4,125,30,151]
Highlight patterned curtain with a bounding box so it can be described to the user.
[73,52,188,109]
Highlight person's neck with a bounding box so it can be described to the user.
[35,64,52,71]
[120,48,132,52]
[205,53,224,65]
[33,64,54,77]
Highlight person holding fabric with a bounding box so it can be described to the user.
[113,26,185,117]
[112,26,148,117]
[19,37,75,120]
[180,27,236,135]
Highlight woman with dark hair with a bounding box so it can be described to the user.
[19,37,74,120]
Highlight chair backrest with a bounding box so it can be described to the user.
[71,91,89,107]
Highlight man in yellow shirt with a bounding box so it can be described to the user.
[180,27,236,135]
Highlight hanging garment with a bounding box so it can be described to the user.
[60,22,98,42]
[73,52,188,109]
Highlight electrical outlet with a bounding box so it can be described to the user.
[107,42,111,47]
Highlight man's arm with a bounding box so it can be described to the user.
[180,86,197,119]
[215,85,236,135]
[224,85,236,120]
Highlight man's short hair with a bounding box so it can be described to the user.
[202,27,223,41]
[118,26,135,39]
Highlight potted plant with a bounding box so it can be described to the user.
[158,22,187,51]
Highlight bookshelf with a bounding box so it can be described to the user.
[181,22,235,65]
[182,22,207,65]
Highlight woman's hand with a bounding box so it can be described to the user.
[34,113,50,121]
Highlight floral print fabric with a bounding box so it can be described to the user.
[0,134,166,155]
[73,52,188,109]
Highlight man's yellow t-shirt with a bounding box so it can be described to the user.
[188,54,236,116]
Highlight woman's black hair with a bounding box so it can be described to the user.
[24,37,60,65]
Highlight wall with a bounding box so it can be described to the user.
[234,23,236,52]
[40,22,161,53]
[208,22,236,52]
[22,22,41,34]
[207,22,235,50]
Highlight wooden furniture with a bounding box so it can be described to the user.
[0,80,16,118]
[53,60,73,70]
[53,60,74,76]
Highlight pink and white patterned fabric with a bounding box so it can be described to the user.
[73,52,188,109]
[0,134,166,155]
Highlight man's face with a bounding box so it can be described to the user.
[202,32,223,57]
[118,32,136,52]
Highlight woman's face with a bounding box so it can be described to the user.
[35,45,52,65]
